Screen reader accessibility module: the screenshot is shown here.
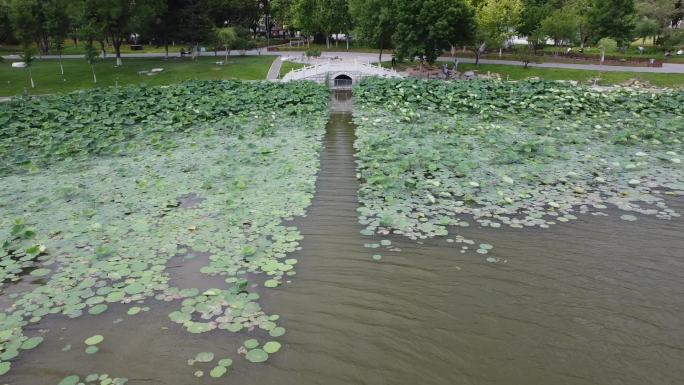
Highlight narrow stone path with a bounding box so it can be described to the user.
[266,56,283,80]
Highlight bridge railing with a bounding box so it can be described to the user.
[281,57,403,82]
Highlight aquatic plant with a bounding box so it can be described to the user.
[0,80,329,377]
[353,78,683,243]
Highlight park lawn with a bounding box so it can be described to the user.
[0,55,275,96]
[537,45,684,63]
[386,61,684,88]
[273,43,386,54]
[279,61,307,78]
[457,63,684,88]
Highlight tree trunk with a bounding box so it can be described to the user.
[113,38,123,66]
[378,43,383,66]
[99,40,107,58]
[59,51,64,78]
[164,42,169,60]
[91,64,97,83]
[28,67,35,88]
[346,36,349,51]
[225,44,229,63]
[326,35,330,48]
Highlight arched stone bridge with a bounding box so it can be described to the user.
[281,59,403,88]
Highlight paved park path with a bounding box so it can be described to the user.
[266,56,284,80]
[4,49,684,74]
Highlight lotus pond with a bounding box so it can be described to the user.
[0,81,329,383]
[0,79,683,385]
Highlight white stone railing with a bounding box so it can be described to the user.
[281,58,402,83]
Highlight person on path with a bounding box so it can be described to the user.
[453,57,459,72]
[391,54,397,68]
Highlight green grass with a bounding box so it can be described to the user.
[272,43,386,54]
[0,55,275,96]
[279,61,307,78]
[457,63,684,87]
[537,46,684,63]
[0,40,278,56]
[386,61,684,88]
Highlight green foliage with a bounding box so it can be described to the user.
[587,0,637,46]
[348,0,394,53]
[353,78,684,241]
[511,45,541,68]
[305,47,321,57]
[476,0,523,48]
[0,80,329,175]
[393,0,476,63]
[598,37,618,52]
[215,26,237,59]
[539,8,579,46]
[634,17,659,43]
[0,80,329,376]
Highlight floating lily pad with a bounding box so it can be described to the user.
[244,339,259,349]
[245,348,268,363]
[209,365,227,378]
[195,352,214,362]
[263,341,281,354]
[88,304,108,315]
[58,375,80,385]
[218,358,233,367]
[85,335,104,345]
[30,268,51,277]
[21,336,43,350]
[0,362,10,376]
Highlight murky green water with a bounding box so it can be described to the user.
[6,90,684,385]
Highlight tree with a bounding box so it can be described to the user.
[292,0,317,46]
[215,27,237,61]
[349,0,395,63]
[317,0,351,48]
[174,0,215,58]
[20,46,34,88]
[0,0,14,44]
[271,0,295,36]
[637,0,679,29]
[84,39,98,83]
[82,0,163,66]
[634,17,659,44]
[475,0,523,58]
[207,0,261,28]
[597,37,617,62]
[44,0,70,77]
[518,0,554,40]
[587,0,636,46]
[393,0,476,64]
[512,44,541,68]
[540,8,579,54]
[567,0,592,48]
[9,0,49,54]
